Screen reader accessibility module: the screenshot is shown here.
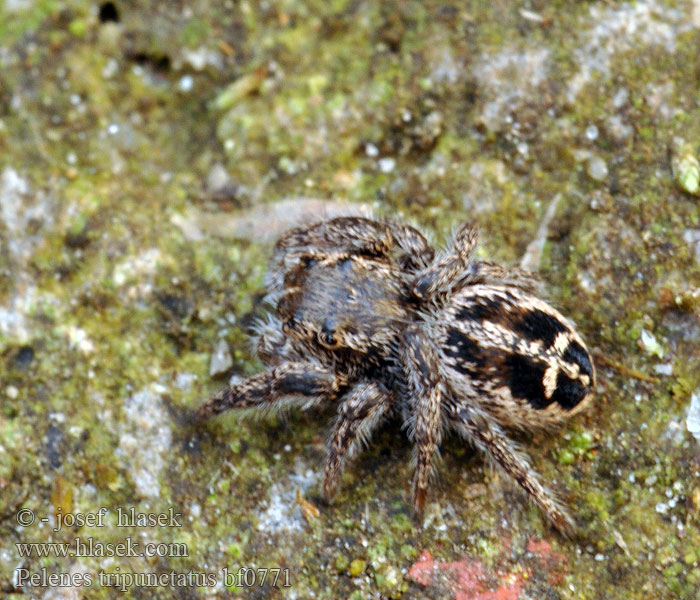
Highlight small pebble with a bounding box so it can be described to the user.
[654,363,673,375]
[587,155,608,181]
[209,339,233,376]
[102,58,119,79]
[365,143,379,157]
[683,229,700,262]
[639,328,664,358]
[672,142,700,196]
[206,163,232,193]
[378,157,396,173]
[519,8,544,22]
[178,75,194,92]
[686,390,700,442]
[611,87,628,108]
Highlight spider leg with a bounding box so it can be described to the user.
[402,325,444,512]
[268,217,435,292]
[322,382,392,500]
[471,260,542,295]
[275,216,390,253]
[252,314,304,365]
[275,216,432,259]
[266,217,392,295]
[449,405,575,535]
[387,222,435,271]
[272,217,392,268]
[412,224,479,302]
[412,224,542,303]
[195,361,346,420]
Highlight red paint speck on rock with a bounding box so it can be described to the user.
[527,537,552,555]
[408,551,524,600]
[527,536,568,585]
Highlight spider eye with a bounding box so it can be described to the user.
[412,276,430,299]
[318,330,339,349]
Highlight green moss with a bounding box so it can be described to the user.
[181,18,211,48]
[584,489,611,523]
[400,544,418,561]
[348,559,367,576]
[687,568,700,586]
[663,562,683,579]
[67,18,87,38]
[0,0,62,40]
[374,565,404,598]
[3,0,700,597]
[334,554,349,572]
[226,543,242,559]
[558,448,575,466]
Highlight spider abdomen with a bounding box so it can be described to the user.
[437,284,594,428]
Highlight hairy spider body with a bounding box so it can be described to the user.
[196,216,594,533]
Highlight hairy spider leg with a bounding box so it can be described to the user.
[322,382,392,500]
[401,325,444,512]
[390,222,435,271]
[268,217,435,293]
[471,260,542,295]
[449,405,575,535]
[412,224,541,304]
[275,216,434,264]
[412,223,479,302]
[195,361,346,419]
[253,314,304,366]
[274,217,394,257]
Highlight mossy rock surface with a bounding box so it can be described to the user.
[1,1,699,598]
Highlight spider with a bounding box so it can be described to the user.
[196,216,594,533]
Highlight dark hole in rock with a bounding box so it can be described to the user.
[131,52,172,72]
[99,2,120,23]
[13,345,35,370]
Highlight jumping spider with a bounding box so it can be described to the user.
[196,217,594,533]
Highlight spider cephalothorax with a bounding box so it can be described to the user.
[196,216,594,533]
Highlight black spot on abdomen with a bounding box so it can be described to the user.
[504,353,550,409]
[443,328,487,378]
[550,371,589,410]
[456,296,505,322]
[513,309,568,348]
[562,341,594,379]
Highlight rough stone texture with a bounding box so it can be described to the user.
[1,1,700,598]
